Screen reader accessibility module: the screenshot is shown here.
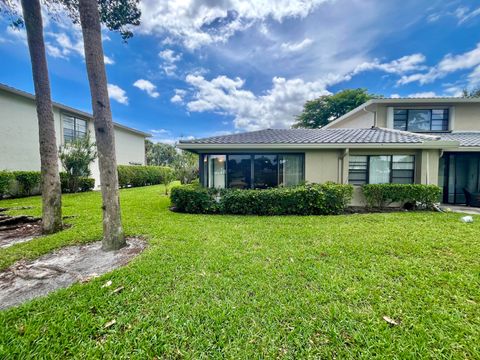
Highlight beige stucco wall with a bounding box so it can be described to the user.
[0,89,146,188]
[304,149,342,183]
[452,103,480,130]
[328,110,375,128]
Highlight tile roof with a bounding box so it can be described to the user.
[428,132,480,147]
[180,127,442,145]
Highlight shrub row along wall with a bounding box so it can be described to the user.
[171,183,443,215]
[117,165,175,188]
[0,170,94,198]
[361,184,442,209]
[170,183,354,215]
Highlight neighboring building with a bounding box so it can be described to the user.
[0,83,149,188]
[178,97,480,206]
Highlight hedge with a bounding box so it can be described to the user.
[362,184,442,209]
[0,170,94,198]
[170,183,354,215]
[118,165,174,188]
[0,171,15,198]
[12,171,42,197]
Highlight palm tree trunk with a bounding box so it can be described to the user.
[78,0,125,250]
[21,0,62,234]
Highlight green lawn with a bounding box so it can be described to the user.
[0,185,479,359]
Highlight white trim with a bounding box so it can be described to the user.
[386,107,394,129]
[449,106,455,131]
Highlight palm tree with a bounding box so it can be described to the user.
[20,0,62,233]
[77,0,125,250]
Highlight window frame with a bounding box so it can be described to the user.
[201,153,305,189]
[62,113,88,143]
[348,154,415,185]
[393,108,449,132]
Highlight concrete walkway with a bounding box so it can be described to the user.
[441,204,480,215]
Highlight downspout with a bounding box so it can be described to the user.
[426,151,430,184]
[340,148,349,184]
[363,104,377,128]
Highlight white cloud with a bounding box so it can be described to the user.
[138,0,330,49]
[398,43,480,85]
[171,89,187,104]
[107,84,128,105]
[185,74,335,130]
[455,6,480,24]
[407,92,437,98]
[133,79,160,98]
[390,94,401,98]
[353,54,426,75]
[150,129,170,134]
[280,38,314,52]
[158,49,181,76]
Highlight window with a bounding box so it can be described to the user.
[202,154,304,189]
[254,155,278,189]
[349,155,415,185]
[393,109,448,132]
[227,155,252,189]
[63,114,87,142]
[279,155,304,187]
[348,156,368,185]
[208,155,226,189]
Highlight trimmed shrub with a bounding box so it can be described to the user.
[170,183,353,215]
[362,184,442,209]
[170,184,220,213]
[0,171,15,198]
[13,171,41,197]
[60,172,95,193]
[118,165,175,188]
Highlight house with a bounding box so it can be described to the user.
[0,83,150,188]
[178,97,480,206]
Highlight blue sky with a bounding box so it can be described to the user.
[1,0,480,143]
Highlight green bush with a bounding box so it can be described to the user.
[362,184,442,209]
[60,172,95,193]
[170,184,220,213]
[0,171,15,198]
[118,165,175,188]
[170,183,353,215]
[13,171,41,197]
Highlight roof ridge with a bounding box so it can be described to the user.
[372,126,440,140]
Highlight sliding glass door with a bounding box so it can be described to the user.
[443,153,480,204]
[202,153,304,189]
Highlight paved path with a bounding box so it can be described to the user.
[441,204,480,215]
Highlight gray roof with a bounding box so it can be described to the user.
[0,83,150,137]
[430,132,480,147]
[180,127,442,145]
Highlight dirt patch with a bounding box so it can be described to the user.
[0,237,147,310]
[0,211,42,249]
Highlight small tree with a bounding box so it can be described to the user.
[462,88,480,97]
[159,167,176,195]
[293,88,378,129]
[59,134,97,192]
[174,150,199,185]
[145,140,178,166]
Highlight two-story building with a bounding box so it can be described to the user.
[178,97,480,206]
[0,83,150,188]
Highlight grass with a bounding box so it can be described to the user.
[0,185,479,359]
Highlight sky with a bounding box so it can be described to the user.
[1,0,480,144]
